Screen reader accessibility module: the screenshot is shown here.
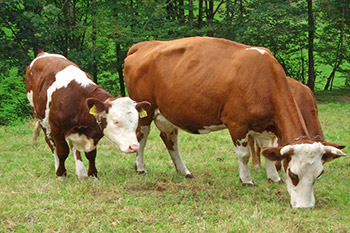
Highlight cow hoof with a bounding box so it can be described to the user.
[56,176,66,182]
[88,176,100,182]
[78,175,89,180]
[138,171,147,175]
[268,178,284,184]
[185,173,195,179]
[240,179,255,186]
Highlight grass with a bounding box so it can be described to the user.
[1,89,350,232]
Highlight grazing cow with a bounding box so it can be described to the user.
[26,51,150,179]
[124,37,346,208]
[249,77,345,170]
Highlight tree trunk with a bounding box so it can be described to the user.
[116,43,126,97]
[178,0,185,24]
[189,0,193,26]
[91,0,98,84]
[207,0,214,36]
[324,5,345,91]
[306,0,315,91]
[198,0,203,28]
[301,47,305,84]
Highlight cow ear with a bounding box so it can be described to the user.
[262,146,284,161]
[262,145,293,161]
[135,101,151,118]
[86,98,108,116]
[321,141,346,150]
[322,146,346,163]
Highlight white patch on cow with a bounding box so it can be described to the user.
[249,130,281,182]
[154,109,177,133]
[53,150,59,172]
[27,90,34,108]
[135,125,151,173]
[67,133,96,152]
[102,97,140,153]
[198,124,226,134]
[29,52,67,68]
[72,148,88,179]
[42,65,95,138]
[283,142,326,208]
[235,135,254,185]
[246,47,267,55]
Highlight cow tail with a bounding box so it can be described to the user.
[33,121,41,142]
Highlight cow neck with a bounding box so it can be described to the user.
[88,85,113,102]
[87,85,113,133]
[271,82,310,146]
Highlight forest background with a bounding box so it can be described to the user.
[0,0,349,125]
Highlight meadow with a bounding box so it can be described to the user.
[0,88,349,232]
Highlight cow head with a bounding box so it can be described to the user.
[262,142,346,208]
[86,97,150,153]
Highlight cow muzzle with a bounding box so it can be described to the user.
[128,143,140,153]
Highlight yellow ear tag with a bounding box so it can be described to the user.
[139,109,148,118]
[89,105,98,116]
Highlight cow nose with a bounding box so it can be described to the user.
[128,143,140,153]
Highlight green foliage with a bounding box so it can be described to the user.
[1,0,350,125]
[0,67,31,125]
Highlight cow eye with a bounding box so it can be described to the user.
[288,168,299,186]
[113,120,119,126]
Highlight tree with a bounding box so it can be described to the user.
[306,0,316,91]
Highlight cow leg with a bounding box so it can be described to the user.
[51,134,70,177]
[43,135,60,174]
[154,111,192,178]
[159,129,193,178]
[235,137,254,186]
[71,147,88,179]
[42,127,68,177]
[135,125,151,174]
[254,137,281,183]
[85,149,98,177]
[222,120,254,185]
[248,135,261,169]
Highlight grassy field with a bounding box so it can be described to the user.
[1,88,349,232]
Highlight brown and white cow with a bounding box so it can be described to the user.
[26,51,150,179]
[124,37,346,208]
[249,77,345,170]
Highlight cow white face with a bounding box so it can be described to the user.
[263,142,346,208]
[87,97,150,153]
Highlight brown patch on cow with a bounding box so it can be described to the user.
[99,117,107,130]
[159,131,175,151]
[136,128,144,141]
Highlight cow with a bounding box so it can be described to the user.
[25,51,150,179]
[123,37,346,208]
[249,77,345,170]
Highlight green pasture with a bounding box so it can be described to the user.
[0,88,349,232]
